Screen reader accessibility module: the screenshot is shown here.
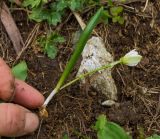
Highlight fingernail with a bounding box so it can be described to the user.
[24,113,39,134]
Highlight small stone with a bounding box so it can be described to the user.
[101,100,117,107]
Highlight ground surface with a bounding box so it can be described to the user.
[0,0,160,139]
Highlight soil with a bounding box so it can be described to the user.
[0,0,160,139]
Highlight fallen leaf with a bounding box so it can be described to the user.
[0,2,24,54]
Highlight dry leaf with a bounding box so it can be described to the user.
[0,2,24,54]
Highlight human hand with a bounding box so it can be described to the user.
[0,58,44,137]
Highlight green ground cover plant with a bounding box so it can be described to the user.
[22,0,95,25]
[37,32,65,59]
[21,0,124,59]
[22,0,124,25]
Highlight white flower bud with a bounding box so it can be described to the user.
[120,49,142,66]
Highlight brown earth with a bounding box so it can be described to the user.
[0,0,160,139]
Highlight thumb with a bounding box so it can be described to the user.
[0,103,39,137]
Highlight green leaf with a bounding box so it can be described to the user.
[12,61,28,81]
[69,0,84,11]
[48,12,61,25]
[112,16,124,24]
[29,8,62,25]
[62,134,69,139]
[23,0,41,8]
[56,0,68,11]
[138,128,145,139]
[112,16,118,23]
[95,115,108,131]
[44,44,58,59]
[50,35,65,43]
[55,7,104,90]
[106,122,132,139]
[108,0,113,6]
[24,0,101,26]
[101,10,111,24]
[29,8,46,22]
[23,0,47,8]
[117,16,125,24]
[147,134,160,139]
[38,33,65,59]
[94,114,132,139]
[110,6,123,16]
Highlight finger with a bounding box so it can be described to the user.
[13,79,44,109]
[0,103,39,137]
[0,58,15,101]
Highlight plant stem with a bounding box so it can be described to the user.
[60,60,120,90]
[42,7,104,108]
[43,88,57,107]
[55,7,104,91]
[43,60,120,107]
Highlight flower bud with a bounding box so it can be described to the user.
[120,49,142,66]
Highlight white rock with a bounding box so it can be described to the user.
[77,36,117,100]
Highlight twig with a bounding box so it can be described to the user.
[148,95,160,131]
[37,119,43,139]
[110,0,146,4]
[139,96,154,117]
[116,68,126,86]
[142,0,149,12]
[72,11,99,36]
[119,3,135,10]
[72,11,86,30]
[13,23,40,65]
[9,8,31,13]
